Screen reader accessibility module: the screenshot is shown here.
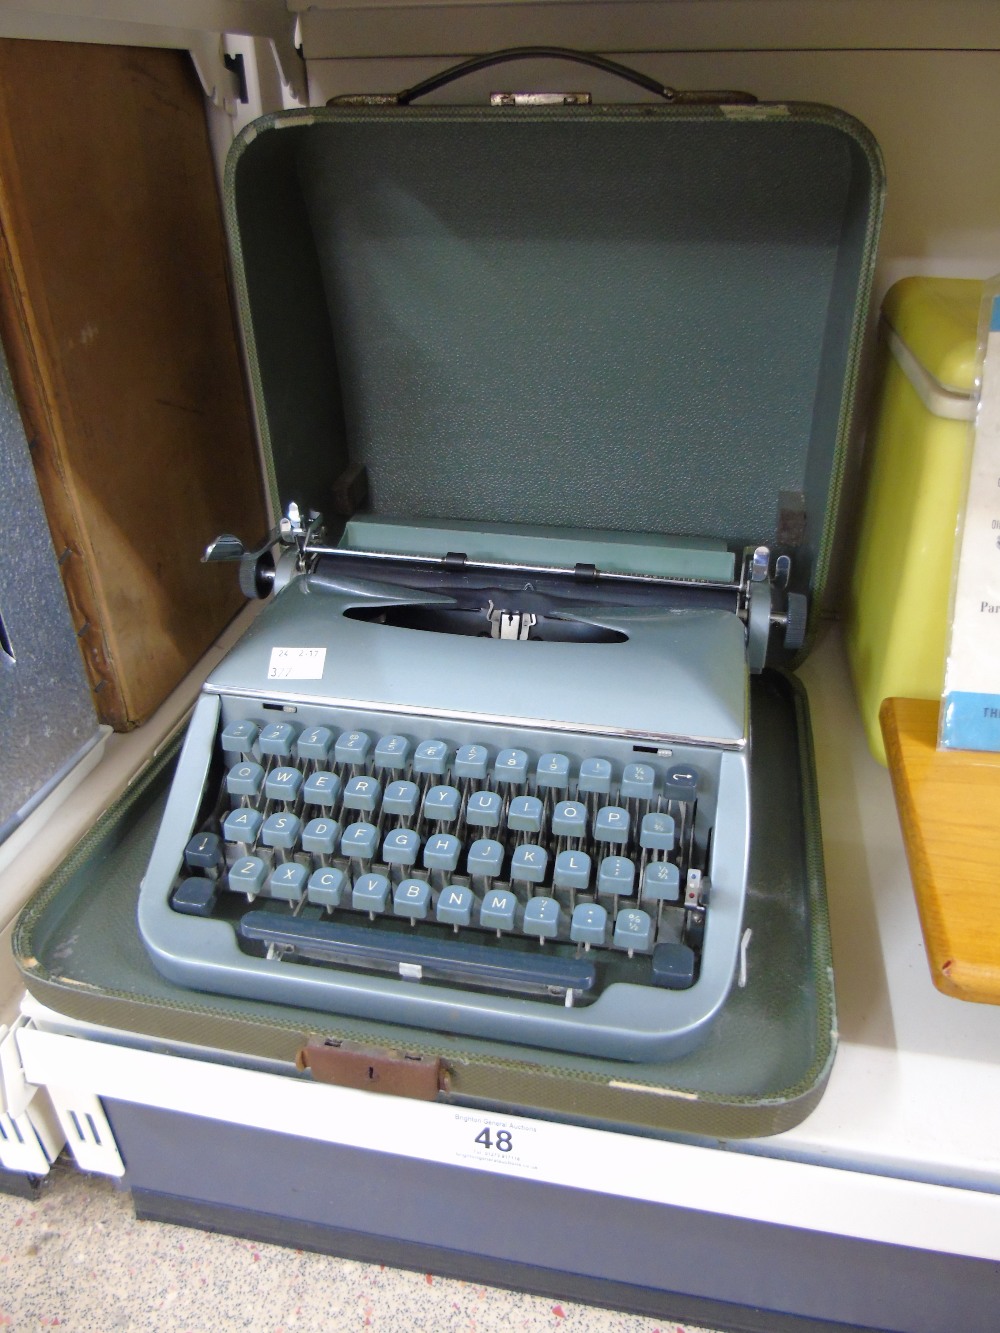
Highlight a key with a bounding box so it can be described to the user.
[301,817,340,857]
[436,883,476,928]
[522,896,561,941]
[352,872,390,914]
[259,722,297,758]
[222,807,263,845]
[261,812,301,850]
[307,866,346,908]
[393,878,432,921]
[303,771,341,808]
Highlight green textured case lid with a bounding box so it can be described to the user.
[225,100,883,624]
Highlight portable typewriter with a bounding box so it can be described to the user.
[137,51,882,1065]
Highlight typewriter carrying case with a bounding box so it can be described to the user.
[14,52,884,1139]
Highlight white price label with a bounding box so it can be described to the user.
[266,646,327,681]
[447,1109,548,1175]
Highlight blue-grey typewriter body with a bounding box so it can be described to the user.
[136,79,883,1063]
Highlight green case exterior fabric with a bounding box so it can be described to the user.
[14,672,833,1140]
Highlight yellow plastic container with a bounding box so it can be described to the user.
[846,277,982,764]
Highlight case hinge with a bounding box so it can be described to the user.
[296,1038,450,1101]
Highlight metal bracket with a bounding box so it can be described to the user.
[296,1038,449,1101]
[491,92,592,106]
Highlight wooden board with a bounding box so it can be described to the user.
[0,41,266,729]
[880,696,1000,1004]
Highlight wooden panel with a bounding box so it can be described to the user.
[0,40,265,728]
[880,696,1000,1004]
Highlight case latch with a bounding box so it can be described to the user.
[490,92,592,106]
[296,1038,450,1100]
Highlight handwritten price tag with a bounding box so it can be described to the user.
[267,646,327,681]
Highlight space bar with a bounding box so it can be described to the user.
[239,912,597,998]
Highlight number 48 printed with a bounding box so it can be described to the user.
[474,1126,513,1153]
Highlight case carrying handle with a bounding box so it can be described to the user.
[330,46,757,108]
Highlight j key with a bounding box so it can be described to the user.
[184,831,223,872]
[259,722,297,758]
[393,878,432,921]
[412,740,450,776]
[222,808,263,845]
[220,720,259,757]
[467,838,504,879]
[297,726,335,762]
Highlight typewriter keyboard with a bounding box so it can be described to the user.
[166,708,718,1005]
